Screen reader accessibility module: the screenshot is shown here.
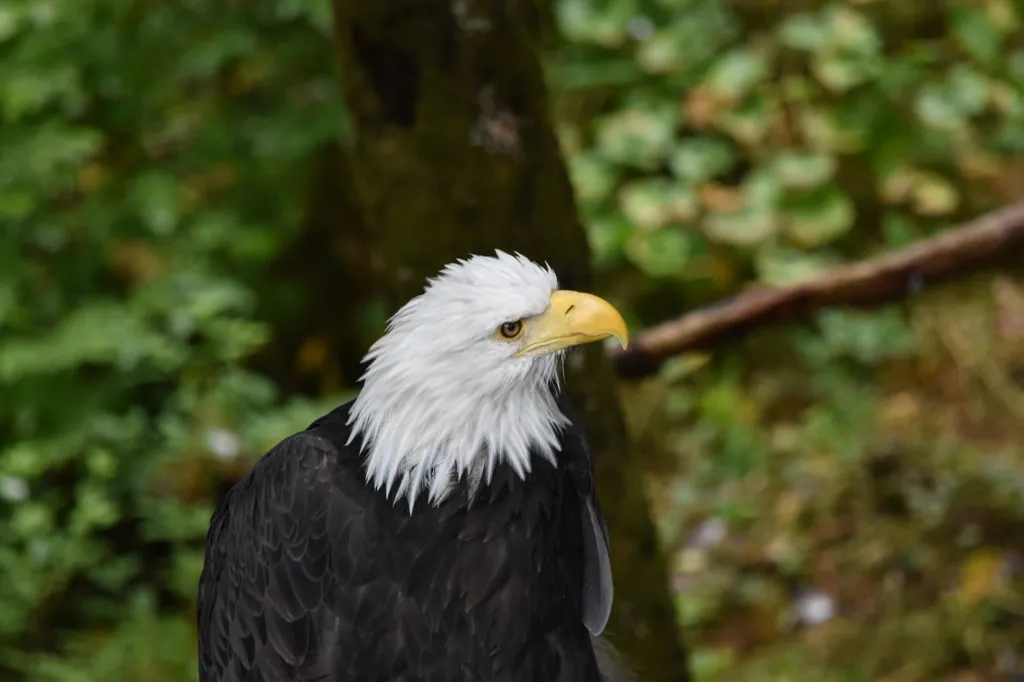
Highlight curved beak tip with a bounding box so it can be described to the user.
[556,289,629,349]
[516,289,630,356]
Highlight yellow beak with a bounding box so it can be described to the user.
[514,290,629,357]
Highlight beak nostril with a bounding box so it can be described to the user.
[565,305,575,316]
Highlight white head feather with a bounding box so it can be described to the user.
[347,251,570,510]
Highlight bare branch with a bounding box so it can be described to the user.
[612,202,1024,378]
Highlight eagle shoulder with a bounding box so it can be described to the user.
[197,431,359,681]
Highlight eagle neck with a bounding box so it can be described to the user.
[346,358,570,512]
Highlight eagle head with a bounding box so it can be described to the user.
[347,250,628,510]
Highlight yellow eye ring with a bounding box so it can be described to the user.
[498,320,523,339]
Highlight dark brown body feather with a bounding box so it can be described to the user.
[197,394,616,682]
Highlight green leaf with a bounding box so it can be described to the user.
[0,4,21,42]
[180,28,258,78]
[800,106,866,153]
[619,179,699,229]
[992,80,1024,117]
[993,114,1024,153]
[594,103,679,170]
[0,302,182,382]
[568,151,619,206]
[703,207,778,248]
[951,7,1002,66]
[881,212,920,248]
[945,65,990,117]
[744,167,783,210]
[910,172,959,216]
[1008,50,1024,86]
[0,189,35,220]
[0,65,81,121]
[915,84,964,131]
[548,55,644,91]
[556,0,639,47]
[205,319,271,361]
[702,47,770,100]
[5,124,103,185]
[637,2,738,73]
[586,212,632,268]
[778,14,825,51]
[636,23,703,74]
[689,647,736,678]
[770,151,836,190]
[69,484,119,536]
[11,502,52,537]
[715,93,774,146]
[273,0,334,34]
[816,308,916,364]
[811,51,877,92]
[130,172,181,235]
[782,186,855,248]
[829,5,882,54]
[625,227,694,277]
[877,52,930,98]
[755,245,838,286]
[670,137,737,183]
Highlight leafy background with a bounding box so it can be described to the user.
[2,0,1023,680]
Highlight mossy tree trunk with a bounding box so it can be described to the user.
[254,145,383,396]
[330,1,690,680]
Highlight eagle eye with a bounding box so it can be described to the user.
[497,320,523,340]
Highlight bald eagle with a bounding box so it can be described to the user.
[197,252,630,682]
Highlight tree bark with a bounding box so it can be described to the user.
[253,144,382,396]
[330,0,690,679]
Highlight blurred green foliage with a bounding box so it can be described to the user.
[0,0,344,679]
[553,0,1024,288]
[1,0,1023,680]
[549,0,1024,679]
